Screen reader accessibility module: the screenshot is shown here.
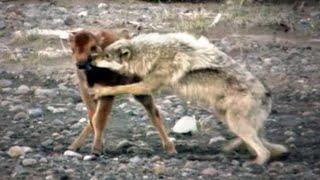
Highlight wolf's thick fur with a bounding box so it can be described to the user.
[68,30,176,154]
[91,33,288,164]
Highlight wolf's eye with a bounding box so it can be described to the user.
[90,46,97,52]
[105,53,110,59]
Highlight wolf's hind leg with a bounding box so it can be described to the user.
[226,113,270,164]
[262,138,288,158]
[134,94,177,154]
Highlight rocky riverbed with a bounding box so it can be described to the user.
[0,0,320,179]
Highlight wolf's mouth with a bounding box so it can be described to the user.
[76,55,93,70]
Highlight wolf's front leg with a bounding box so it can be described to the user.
[90,82,159,99]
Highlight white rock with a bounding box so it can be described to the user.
[129,156,142,164]
[63,150,82,158]
[15,85,31,94]
[22,158,37,166]
[172,116,198,133]
[78,11,88,17]
[7,146,32,158]
[47,106,67,113]
[83,155,97,161]
[98,3,108,9]
[79,117,87,123]
[208,136,226,145]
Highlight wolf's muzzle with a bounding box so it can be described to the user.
[77,55,93,71]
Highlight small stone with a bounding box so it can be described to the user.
[7,146,32,158]
[153,164,166,175]
[201,167,218,176]
[41,139,54,148]
[302,111,312,116]
[28,108,43,118]
[146,131,158,138]
[151,155,161,162]
[13,112,29,120]
[53,144,64,151]
[269,161,284,169]
[172,116,198,133]
[63,150,82,158]
[286,137,295,143]
[208,136,226,145]
[52,119,64,126]
[284,130,295,136]
[34,88,58,98]
[1,100,11,107]
[117,164,127,172]
[47,106,67,113]
[116,140,135,150]
[98,3,108,9]
[78,11,88,17]
[0,20,6,30]
[83,155,97,161]
[310,11,320,18]
[244,163,265,174]
[11,165,28,177]
[22,158,37,166]
[39,157,48,163]
[15,85,30,95]
[64,16,75,26]
[129,156,142,165]
[0,79,12,87]
[9,105,25,112]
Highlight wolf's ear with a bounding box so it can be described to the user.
[119,47,131,61]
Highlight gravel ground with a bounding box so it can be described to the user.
[0,0,320,179]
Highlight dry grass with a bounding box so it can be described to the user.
[155,9,212,35]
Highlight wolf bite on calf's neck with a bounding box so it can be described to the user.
[67,30,176,155]
[91,33,288,165]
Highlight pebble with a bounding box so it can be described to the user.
[64,16,75,26]
[34,88,58,98]
[284,130,295,136]
[286,137,295,143]
[7,146,32,158]
[22,158,37,166]
[83,155,97,161]
[116,140,135,150]
[9,105,25,112]
[172,116,198,133]
[0,79,12,87]
[52,119,64,126]
[11,165,28,177]
[208,136,226,145]
[78,11,88,17]
[129,156,142,165]
[28,108,43,118]
[146,131,158,138]
[13,112,29,120]
[41,139,54,148]
[0,20,6,30]
[15,85,31,95]
[1,100,11,107]
[63,150,82,158]
[47,106,68,113]
[39,157,48,163]
[201,167,218,176]
[98,3,108,9]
